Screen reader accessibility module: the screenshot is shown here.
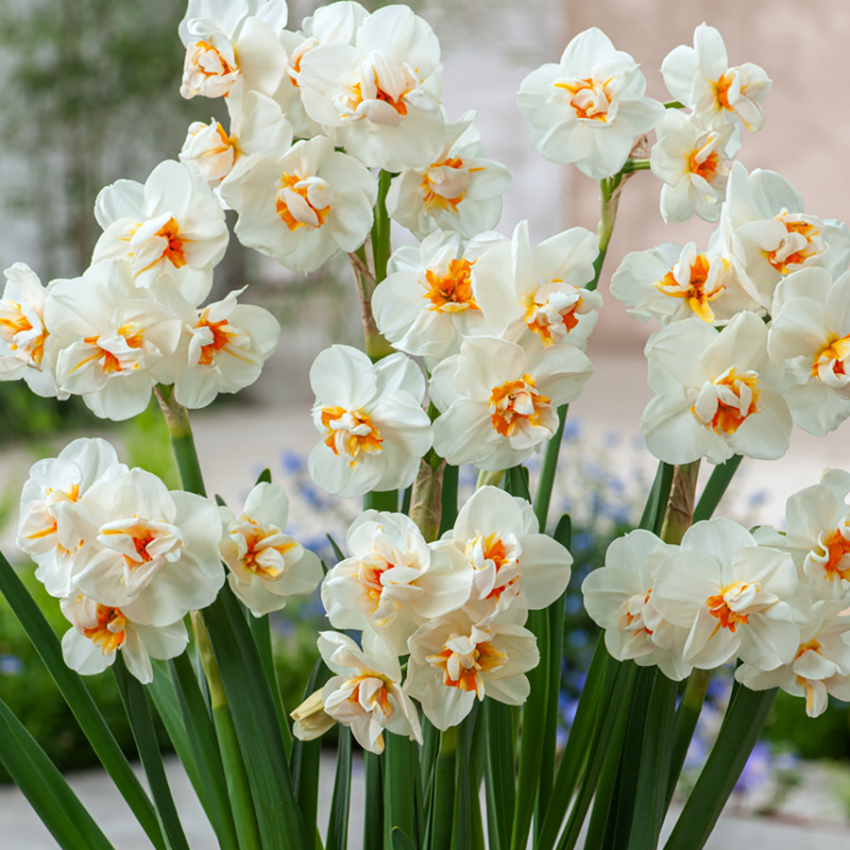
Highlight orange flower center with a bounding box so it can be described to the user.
[706,592,749,633]
[555,77,613,121]
[156,218,188,269]
[654,254,726,322]
[767,216,821,274]
[81,323,146,375]
[812,335,850,380]
[276,172,330,232]
[320,406,383,467]
[422,258,478,313]
[419,157,467,213]
[489,374,552,438]
[820,528,850,582]
[196,312,236,366]
[239,519,296,579]
[427,640,507,697]
[715,71,734,111]
[194,39,236,78]
[0,302,45,365]
[689,149,720,182]
[82,604,127,655]
[692,368,760,435]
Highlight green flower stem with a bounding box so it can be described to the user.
[438,463,459,536]
[192,612,262,850]
[364,489,399,512]
[371,170,393,285]
[659,461,701,545]
[665,668,712,807]
[476,469,504,489]
[620,158,651,173]
[155,385,207,497]
[533,405,568,531]
[429,727,458,850]
[693,455,743,523]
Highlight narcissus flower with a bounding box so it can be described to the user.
[610,242,758,326]
[754,470,850,603]
[719,162,850,310]
[662,24,770,137]
[44,262,182,421]
[471,221,602,350]
[156,286,280,409]
[385,113,512,240]
[735,603,850,717]
[430,335,593,470]
[93,160,229,305]
[321,511,471,654]
[179,0,288,100]
[0,263,59,398]
[405,607,539,730]
[61,592,188,684]
[17,438,127,598]
[640,312,791,465]
[653,519,800,671]
[650,110,733,223]
[308,345,432,498]
[518,27,664,179]
[767,268,850,435]
[310,630,422,754]
[220,482,322,616]
[297,5,446,171]
[443,486,572,616]
[220,135,377,273]
[71,469,224,627]
[180,91,293,186]
[582,530,692,681]
[371,231,501,367]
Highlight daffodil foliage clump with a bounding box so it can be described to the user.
[1,5,849,850]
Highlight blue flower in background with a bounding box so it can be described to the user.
[0,655,23,676]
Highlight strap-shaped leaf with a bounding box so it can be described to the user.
[325,725,352,850]
[0,551,164,850]
[0,697,115,850]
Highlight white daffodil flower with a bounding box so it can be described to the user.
[472,220,602,350]
[180,90,293,187]
[518,27,664,179]
[610,241,760,326]
[0,263,60,398]
[652,519,800,672]
[662,24,770,140]
[640,312,791,465]
[443,486,572,618]
[71,469,224,627]
[17,438,127,599]
[93,160,229,306]
[276,2,371,139]
[735,602,850,717]
[221,135,377,273]
[308,345,432,498]
[179,0,288,100]
[650,110,734,223]
[43,261,182,422]
[386,112,512,240]
[155,285,280,410]
[767,268,850,435]
[371,231,502,368]
[310,630,422,755]
[754,469,850,603]
[297,5,446,171]
[582,530,692,681]
[719,162,850,311]
[405,607,539,731]
[60,592,188,685]
[321,511,472,655]
[220,482,322,617]
[430,335,593,471]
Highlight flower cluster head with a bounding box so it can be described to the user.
[297,485,572,746]
[18,439,226,683]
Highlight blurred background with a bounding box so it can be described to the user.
[1,0,850,846]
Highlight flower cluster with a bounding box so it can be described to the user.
[17,438,320,682]
[294,485,572,751]
[584,477,850,718]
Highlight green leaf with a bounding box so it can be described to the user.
[438,463,459,536]
[0,551,165,850]
[450,706,479,850]
[215,494,227,507]
[364,489,399,512]
[664,685,776,850]
[325,725,352,850]
[534,405,568,531]
[692,455,743,523]
[204,587,310,850]
[326,534,346,565]
[114,657,191,850]
[249,614,293,756]
[364,750,384,850]
[505,465,531,503]
[428,726,457,850]
[168,654,239,850]
[0,697,115,850]
[392,828,417,850]
[255,468,272,485]
[384,733,420,849]
[639,461,674,534]
[665,669,712,808]
[510,607,549,850]
[484,700,515,850]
